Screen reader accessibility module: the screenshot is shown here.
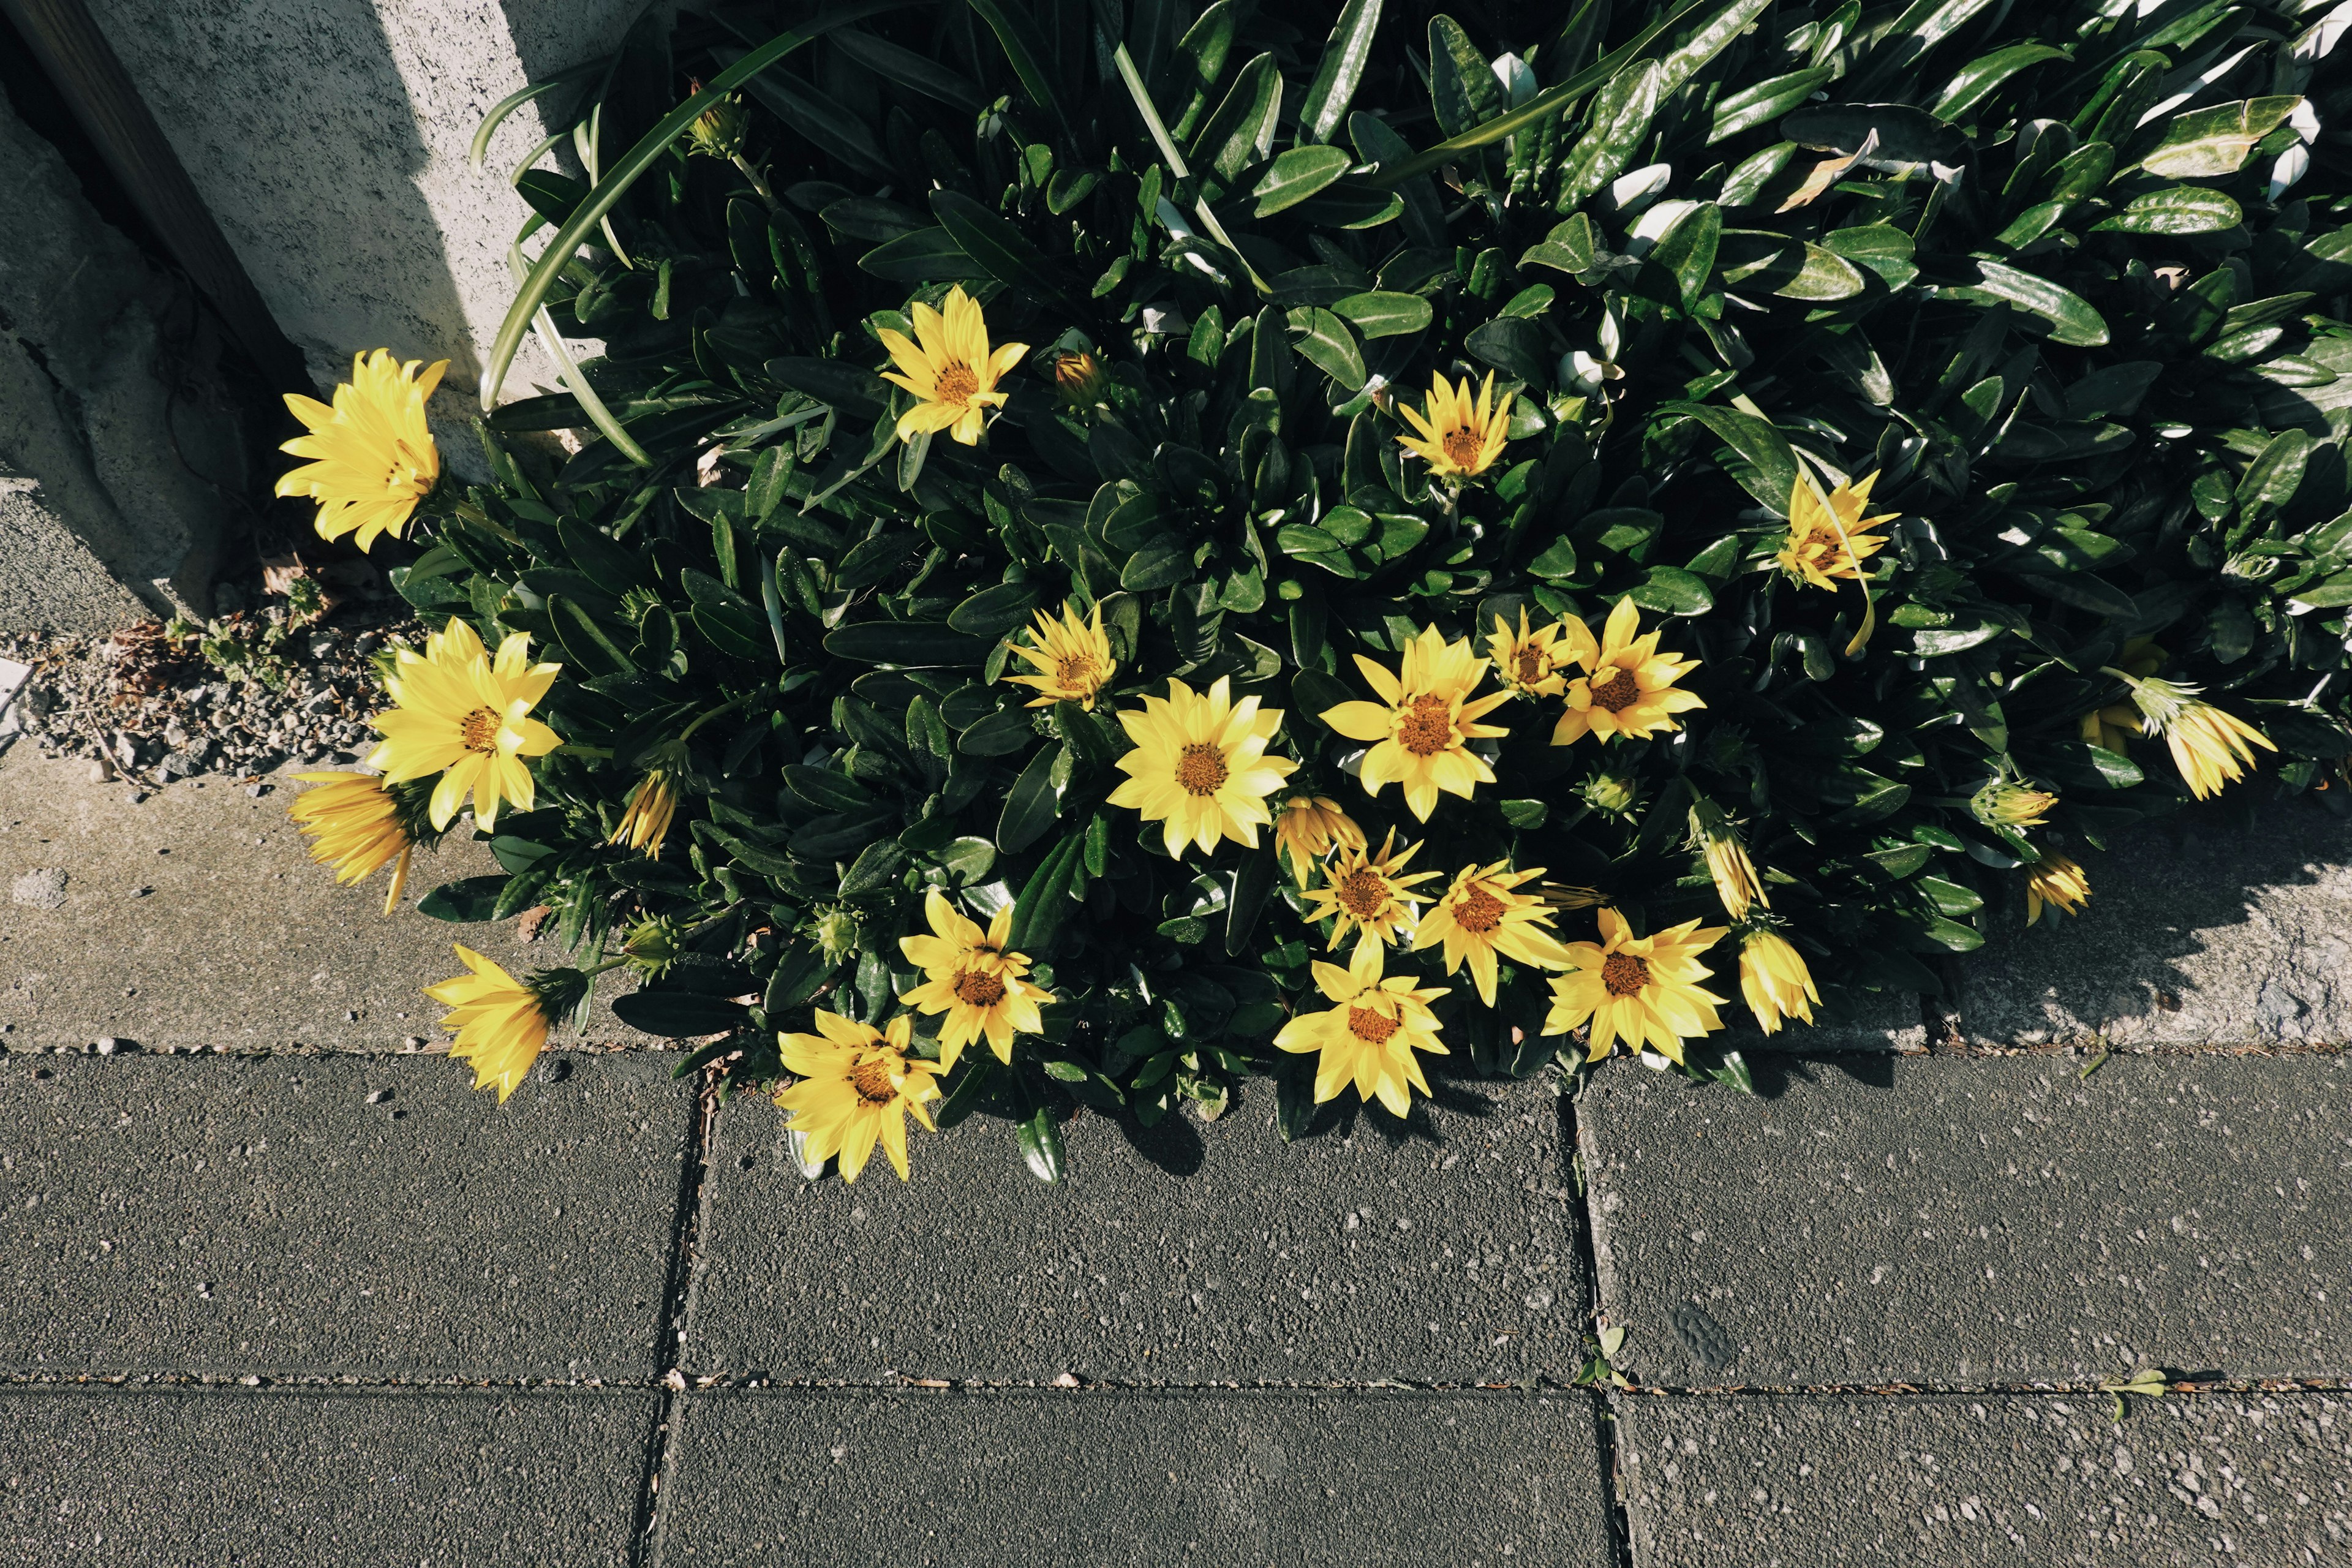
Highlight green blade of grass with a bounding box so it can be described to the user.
[468,62,604,174]
[507,223,652,467]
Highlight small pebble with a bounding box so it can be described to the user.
[94,1038,126,1055]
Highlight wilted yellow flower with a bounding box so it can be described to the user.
[1053,348,1105,405]
[611,768,679,858]
[1972,778,2057,830]
[1005,601,1115,710]
[1272,940,1449,1117]
[897,889,1054,1072]
[1395,370,1512,478]
[1414,861,1574,1009]
[368,617,563,832]
[1545,908,1728,1065]
[1321,625,1510,821]
[289,771,422,916]
[775,1011,941,1183]
[1691,801,1765,922]
[1273,795,1366,886]
[2106,669,2278,800]
[2024,853,2091,924]
[425,944,557,1103]
[1488,609,1573,698]
[1777,468,1896,589]
[1105,676,1298,858]
[275,350,444,551]
[1737,929,1818,1035]
[1551,598,1705,747]
[1300,828,1437,953]
[876,285,1027,445]
[2081,638,2164,752]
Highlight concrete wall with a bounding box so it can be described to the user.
[81,1,663,469]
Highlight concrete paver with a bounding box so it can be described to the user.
[685,1077,1583,1385]
[654,1387,1611,1567]
[0,1386,656,1567]
[1618,1392,2352,1567]
[1961,805,2352,1047]
[0,1053,692,1379]
[0,753,650,1051]
[1580,1053,2352,1386]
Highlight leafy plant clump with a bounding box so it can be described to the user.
[357,0,2350,1175]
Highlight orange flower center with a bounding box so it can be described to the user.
[1441,427,1483,469]
[1515,647,1550,685]
[1175,742,1229,797]
[1055,653,1099,690]
[1602,952,1650,998]
[1453,885,1507,934]
[849,1056,900,1107]
[1396,693,1456,757]
[460,706,503,752]
[952,969,1006,1007]
[934,363,980,405]
[1346,1006,1401,1045]
[1335,869,1391,919]
[1588,668,1642,713]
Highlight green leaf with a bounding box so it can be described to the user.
[1464,317,1550,385]
[1295,0,1384,146]
[824,621,990,666]
[948,581,1044,640]
[2089,187,2243,236]
[858,227,978,282]
[1649,201,1722,310]
[1709,67,1833,145]
[1931,43,2067,124]
[1630,565,1715,616]
[1427,15,1504,139]
[966,0,1074,140]
[1226,849,1277,955]
[612,990,752,1038]
[1191,51,1280,183]
[1017,1106,1066,1182]
[1949,260,2109,347]
[1773,243,1868,301]
[2141,96,2301,179]
[1657,0,1775,96]
[548,593,636,677]
[832,29,986,112]
[1332,290,1432,339]
[1663,401,1797,516]
[997,745,1066,854]
[1253,145,1353,216]
[417,876,507,922]
[1286,306,1367,387]
[930,190,1063,298]
[1556,60,1665,209]
[1007,833,1087,950]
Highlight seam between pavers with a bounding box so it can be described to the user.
[1560,1081,1638,1568]
[632,1066,723,1568]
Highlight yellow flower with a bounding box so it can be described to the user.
[1691,801,1765,922]
[1544,908,1729,1065]
[1550,597,1705,747]
[1105,676,1299,858]
[1053,348,1105,405]
[876,284,1028,445]
[1413,861,1575,1008]
[774,1011,942,1182]
[1272,940,1449,1117]
[897,889,1053,1072]
[1300,828,1438,952]
[1005,601,1116,710]
[289,771,421,916]
[2108,670,2278,800]
[1321,625,1510,821]
[611,768,679,858]
[2025,853,2091,924]
[368,617,564,832]
[424,944,554,1103]
[1737,929,1818,1035]
[2080,638,2163,752]
[1776,467,1896,589]
[1395,370,1512,479]
[1488,609,1572,698]
[684,85,749,160]
[1972,778,2057,829]
[1273,794,1366,886]
[274,350,445,551]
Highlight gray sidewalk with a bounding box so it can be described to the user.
[3,749,2350,1564]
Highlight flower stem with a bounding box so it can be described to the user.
[731,154,780,212]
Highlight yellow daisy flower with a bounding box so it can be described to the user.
[611,767,679,858]
[2024,853,2091,924]
[1395,369,1512,479]
[1550,597,1705,748]
[897,889,1053,1072]
[1005,601,1116,710]
[274,349,445,551]
[1412,861,1575,1008]
[368,617,564,832]
[1972,778,2057,829]
[1052,348,1105,405]
[1300,827,1438,952]
[1544,908,1729,1064]
[2080,638,2164,752]
[1105,676,1299,858]
[876,284,1028,445]
[289,771,424,916]
[774,1011,943,1183]
[425,944,555,1103]
[1776,467,1896,589]
[1487,609,1573,698]
[1691,801,1765,922]
[2105,669,2277,800]
[1273,795,1366,886]
[1737,929,1818,1035]
[1272,940,1450,1117]
[1321,625,1511,822]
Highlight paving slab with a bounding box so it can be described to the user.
[0,752,652,1051]
[654,1387,1610,1567]
[1961,804,2352,1047]
[1580,1053,2352,1387]
[0,1385,656,1566]
[685,1076,1582,1385]
[0,1052,691,1379]
[1618,1392,2352,1567]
